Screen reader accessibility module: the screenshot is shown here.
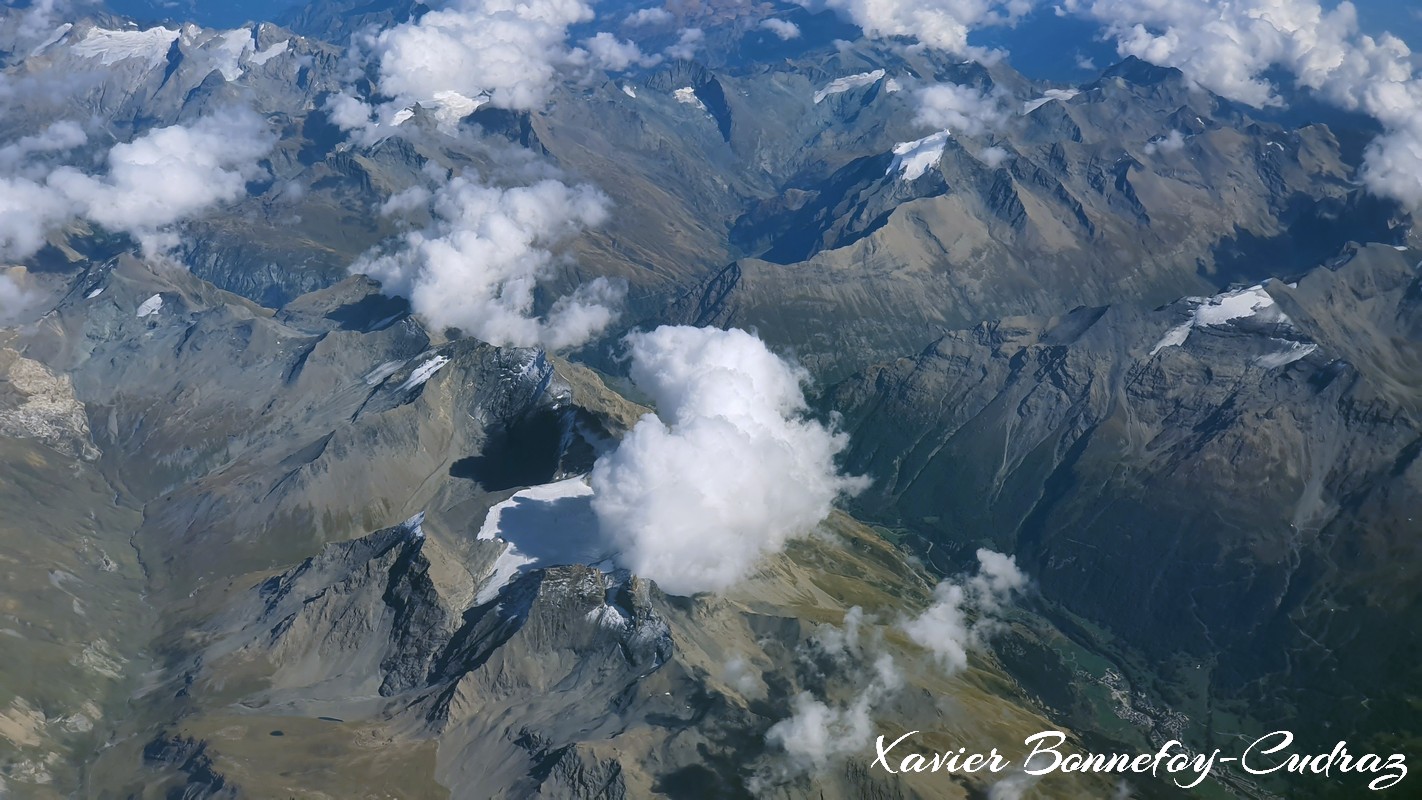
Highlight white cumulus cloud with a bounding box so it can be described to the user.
[900,548,1027,674]
[765,654,903,775]
[0,272,41,327]
[623,7,673,27]
[581,32,661,71]
[795,0,1030,57]
[589,326,868,595]
[0,108,273,260]
[0,121,87,177]
[354,174,622,349]
[337,0,593,137]
[46,109,274,254]
[914,82,1012,136]
[761,18,802,40]
[664,27,704,60]
[1065,0,1422,207]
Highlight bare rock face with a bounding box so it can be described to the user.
[0,348,98,460]
[2,1,1419,796]
[830,243,1422,754]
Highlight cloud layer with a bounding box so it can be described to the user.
[914,82,1011,135]
[1064,0,1422,207]
[355,174,621,348]
[0,108,273,260]
[589,326,867,595]
[332,0,595,138]
[796,0,1030,56]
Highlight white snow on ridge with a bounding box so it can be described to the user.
[889,130,951,181]
[1254,341,1318,370]
[71,27,180,69]
[474,478,607,604]
[211,28,254,81]
[248,38,289,66]
[814,69,886,104]
[1150,284,1292,356]
[398,355,450,391]
[1022,88,1079,115]
[429,90,486,126]
[622,84,637,99]
[31,23,73,57]
[136,294,163,317]
[403,510,426,539]
[673,86,705,111]
[363,360,406,386]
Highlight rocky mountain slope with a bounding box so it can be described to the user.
[1,0,1418,797]
[829,242,1422,778]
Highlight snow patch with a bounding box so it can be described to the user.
[889,130,950,181]
[1022,88,1079,115]
[586,603,631,630]
[398,355,450,391]
[363,360,406,386]
[1254,341,1318,370]
[814,69,886,104]
[428,90,485,125]
[673,86,705,111]
[71,27,179,69]
[31,23,72,56]
[212,28,253,81]
[621,84,637,99]
[135,294,163,317]
[1150,285,1291,355]
[85,287,103,299]
[475,477,606,604]
[248,39,289,66]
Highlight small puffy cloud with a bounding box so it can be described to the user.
[795,0,1028,56]
[760,18,802,40]
[1065,0,1422,206]
[354,173,621,349]
[46,108,273,253]
[324,91,378,132]
[347,0,593,134]
[914,82,1011,136]
[379,185,433,216]
[664,27,703,60]
[0,109,273,260]
[723,656,763,696]
[0,176,75,260]
[624,7,673,26]
[0,121,87,176]
[765,654,903,775]
[1143,129,1186,155]
[581,32,661,71]
[988,770,1043,800]
[900,548,1027,674]
[813,605,869,659]
[0,272,41,327]
[589,326,868,595]
[978,145,1009,167]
